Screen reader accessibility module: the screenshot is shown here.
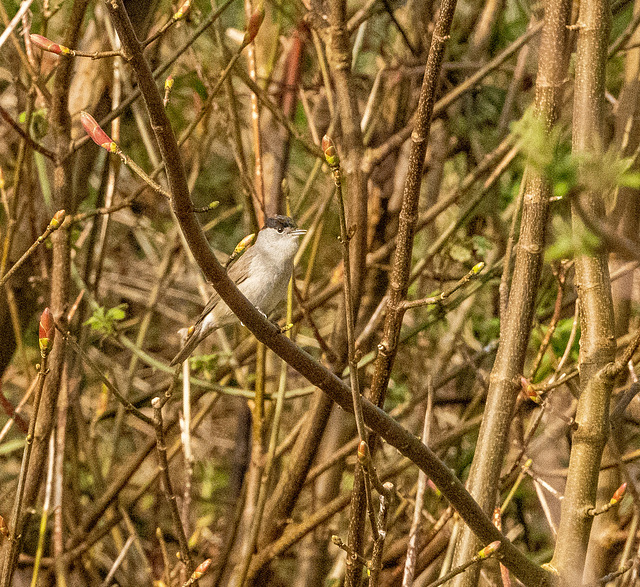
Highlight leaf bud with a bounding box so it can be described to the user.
[192,558,212,580]
[322,135,339,167]
[610,482,627,505]
[477,540,501,559]
[173,0,191,20]
[49,209,66,230]
[30,34,71,55]
[244,4,265,45]
[80,111,117,153]
[39,307,54,356]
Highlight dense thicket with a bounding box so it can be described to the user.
[1,0,639,586]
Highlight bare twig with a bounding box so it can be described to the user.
[1,309,54,587]
[0,211,65,287]
[152,385,193,575]
[0,0,34,51]
[402,389,433,587]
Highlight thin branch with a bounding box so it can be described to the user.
[1,310,53,587]
[0,211,65,288]
[0,105,56,160]
[61,329,155,427]
[152,389,193,574]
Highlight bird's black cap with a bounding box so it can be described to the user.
[264,215,296,230]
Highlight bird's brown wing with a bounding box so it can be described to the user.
[192,247,256,328]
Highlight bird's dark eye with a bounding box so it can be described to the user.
[277,226,284,233]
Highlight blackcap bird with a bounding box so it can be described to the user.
[170,216,305,366]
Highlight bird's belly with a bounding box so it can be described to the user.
[240,270,288,316]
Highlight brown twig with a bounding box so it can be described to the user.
[0,105,56,160]
[346,3,458,581]
[152,386,193,575]
[0,210,65,288]
[1,309,54,587]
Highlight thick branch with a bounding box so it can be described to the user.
[450,0,573,583]
[549,0,616,580]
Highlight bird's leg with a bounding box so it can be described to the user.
[257,308,292,334]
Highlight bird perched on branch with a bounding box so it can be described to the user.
[170,216,305,366]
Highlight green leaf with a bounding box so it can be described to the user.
[84,304,128,336]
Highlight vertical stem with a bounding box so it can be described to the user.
[1,0,90,583]
[152,393,194,577]
[0,352,48,587]
[245,0,265,223]
[402,390,433,587]
[324,139,366,443]
[586,0,640,579]
[549,0,615,581]
[325,0,368,314]
[450,0,572,582]
[343,0,458,583]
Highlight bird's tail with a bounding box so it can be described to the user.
[170,326,204,366]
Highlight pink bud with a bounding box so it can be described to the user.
[30,34,70,55]
[80,111,117,152]
[39,307,54,355]
[244,5,265,44]
[192,558,212,579]
[322,135,339,167]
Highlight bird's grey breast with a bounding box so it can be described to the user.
[242,242,294,314]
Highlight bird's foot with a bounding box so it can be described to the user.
[279,322,294,334]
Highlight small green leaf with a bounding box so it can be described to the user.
[84,304,127,336]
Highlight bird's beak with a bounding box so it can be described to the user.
[291,229,307,236]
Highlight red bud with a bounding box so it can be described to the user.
[244,5,265,45]
[192,558,212,579]
[80,111,117,153]
[322,135,339,167]
[30,34,70,55]
[39,308,54,355]
[611,482,627,505]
